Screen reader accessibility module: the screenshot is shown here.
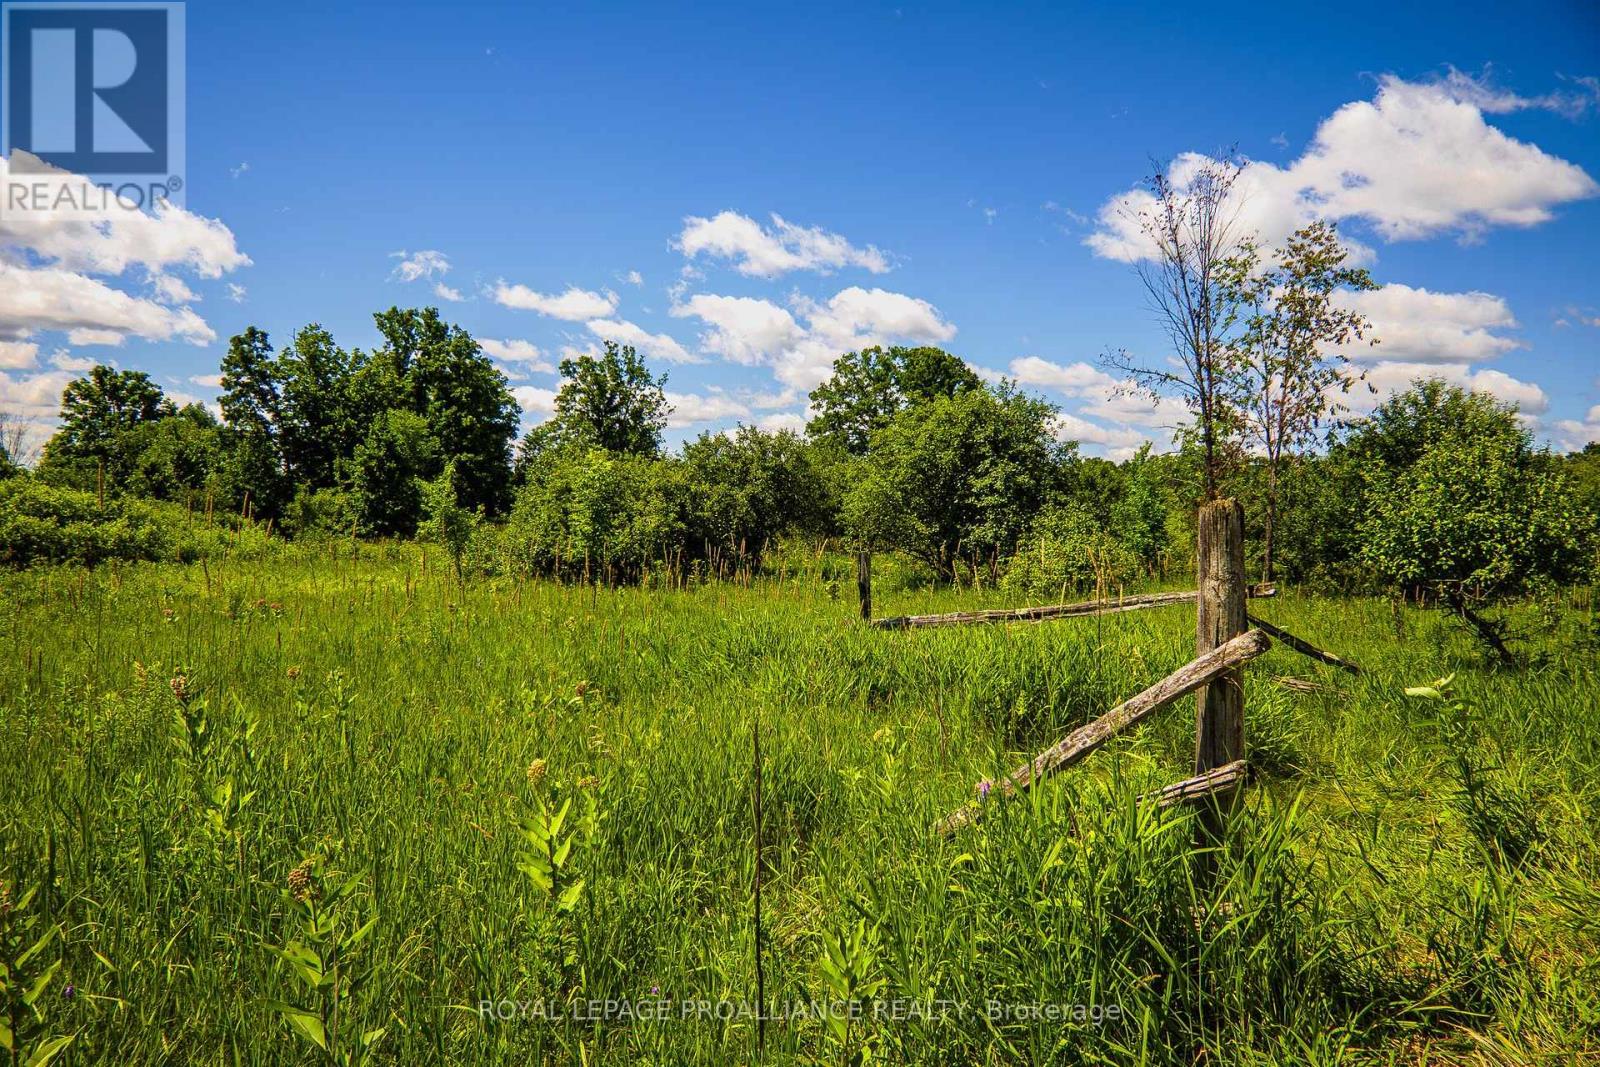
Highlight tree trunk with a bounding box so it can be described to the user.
[1195,499,1247,831]
[1262,464,1278,584]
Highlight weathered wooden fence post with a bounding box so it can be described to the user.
[856,549,872,622]
[1195,499,1246,834]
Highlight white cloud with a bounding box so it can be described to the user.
[433,282,465,302]
[665,390,751,428]
[0,341,38,370]
[1554,404,1600,451]
[0,156,251,279]
[225,283,247,303]
[1335,284,1520,363]
[49,349,95,372]
[756,411,807,433]
[189,373,224,388]
[1052,412,1149,459]
[0,262,215,346]
[150,274,199,305]
[1007,356,1119,394]
[390,249,451,283]
[1087,74,1598,262]
[479,338,554,373]
[0,370,74,422]
[512,386,558,422]
[1347,361,1549,416]
[670,294,803,366]
[1434,66,1600,121]
[584,318,697,364]
[0,154,247,357]
[493,282,619,320]
[625,270,644,286]
[676,211,891,278]
[669,285,957,390]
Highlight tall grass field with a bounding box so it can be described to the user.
[3,549,1598,1064]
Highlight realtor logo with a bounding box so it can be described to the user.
[2,1,185,206]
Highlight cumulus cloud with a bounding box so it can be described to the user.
[478,338,554,373]
[1330,283,1519,363]
[1554,404,1600,451]
[669,285,956,390]
[512,386,558,422]
[0,262,215,346]
[389,249,450,282]
[0,154,247,363]
[585,319,697,364]
[493,283,619,320]
[664,390,751,428]
[676,211,891,278]
[433,282,464,302]
[1347,361,1549,416]
[226,283,247,304]
[0,341,39,370]
[1087,74,1598,262]
[669,294,803,366]
[756,411,807,433]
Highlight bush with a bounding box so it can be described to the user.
[1002,504,1141,599]
[0,477,275,567]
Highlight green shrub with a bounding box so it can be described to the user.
[1002,504,1141,599]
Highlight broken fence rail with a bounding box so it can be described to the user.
[936,629,1271,834]
[873,584,1276,631]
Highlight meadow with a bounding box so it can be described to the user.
[2,547,1598,1065]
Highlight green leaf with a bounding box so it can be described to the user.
[263,1001,327,1050]
[24,1035,75,1067]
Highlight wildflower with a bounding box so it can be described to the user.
[976,778,993,801]
[287,857,316,903]
[526,758,548,784]
[62,984,75,1000]
[286,666,301,679]
[576,775,600,790]
[575,681,589,700]
[161,607,176,623]
[169,673,190,704]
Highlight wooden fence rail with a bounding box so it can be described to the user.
[936,628,1271,834]
[872,584,1277,631]
[1245,614,1362,675]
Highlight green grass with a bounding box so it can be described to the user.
[2,550,1598,1064]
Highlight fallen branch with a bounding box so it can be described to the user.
[1245,614,1361,675]
[1272,675,1331,695]
[936,629,1271,834]
[1147,760,1248,808]
[875,584,1277,631]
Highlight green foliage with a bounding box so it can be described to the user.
[2,559,1600,1062]
[680,426,833,559]
[506,446,685,581]
[0,881,74,1066]
[806,345,981,455]
[0,477,274,567]
[418,462,478,580]
[1001,503,1141,599]
[543,341,670,456]
[1359,388,1594,606]
[843,384,1071,577]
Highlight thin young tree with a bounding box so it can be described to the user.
[1224,221,1377,581]
[1103,155,1248,499]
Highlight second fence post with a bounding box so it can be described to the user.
[856,549,872,622]
[1194,499,1247,832]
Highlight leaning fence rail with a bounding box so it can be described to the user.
[935,628,1271,834]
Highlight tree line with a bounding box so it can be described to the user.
[3,178,1598,658]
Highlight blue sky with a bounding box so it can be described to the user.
[3,0,1599,456]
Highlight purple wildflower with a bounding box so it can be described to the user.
[977,778,993,800]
